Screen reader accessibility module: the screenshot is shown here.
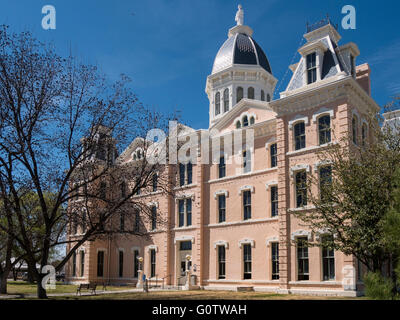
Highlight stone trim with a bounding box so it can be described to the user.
[238,185,254,195]
[291,230,312,241]
[213,190,229,200]
[213,240,229,249]
[314,160,333,172]
[288,115,309,130]
[146,245,158,253]
[174,235,195,244]
[238,238,255,248]
[290,164,310,177]
[312,108,334,123]
[265,236,279,246]
[265,181,278,190]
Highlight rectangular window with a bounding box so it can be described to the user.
[243,190,251,220]
[134,210,140,232]
[72,252,76,277]
[118,250,124,278]
[297,237,309,280]
[295,170,307,208]
[80,251,85,277]
[294,122,306,150]
[219,156,226,178]
[318,115,331,145]
[120,212,125,231]
[271,186,278,217]
[243,150,251,173]
[134,250,139,278]
[271,243,279,280]
[187,162,192,185]
[179,241,192,251]
[150,249,156,278]
[319,166,332,201]
[179,163,185,186]
[243,244,252,279]
[178,199,185,227]
[186,198,192,226]
[218,195,226,223]
[97,251,104,277]
[218,246,226,279]
[322,236,335,281]
[306,52,317,84]
[151,206,157,230]
[270,143,277,168]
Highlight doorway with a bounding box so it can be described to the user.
[177,241,192,285]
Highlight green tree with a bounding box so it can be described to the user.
[293,110,400,273]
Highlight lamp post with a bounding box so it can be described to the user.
[136,256,144,288]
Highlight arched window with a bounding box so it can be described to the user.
[248,87,254,99]
[267,94,271,102]
[250,117,255,125]
[261,90,265,101]
[362,123,368,146]
[243,116,249,127]
[223,89,229,112]
[294,122,306,150]
[215,92,221,116]
[318,115,331,145]
[352,115,358,145]
[237,87,243,103]
[236,121,241,129]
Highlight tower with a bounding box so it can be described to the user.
[205,5,277,128]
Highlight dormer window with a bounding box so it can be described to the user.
[237,87,243,103]
[223,89,229,112]
[306,52,317,84]
[215,92,221,116]
[247,87,254,99]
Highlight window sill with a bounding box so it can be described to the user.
[174,184,197,190]
[207,217,278,228]
[173,226,196,231]
[288,205,315,212]
[208,167,278,184]
[286,142,337,156]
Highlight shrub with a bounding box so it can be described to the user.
[363,272,395,300]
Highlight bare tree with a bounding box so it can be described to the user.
[0,26,174,298]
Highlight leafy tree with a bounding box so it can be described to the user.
[0,26,173,298]
[293,108,400,273]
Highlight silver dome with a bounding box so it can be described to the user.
[212,33,272,75]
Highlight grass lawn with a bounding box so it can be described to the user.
[54,290,364,300]
[5,280,137,296]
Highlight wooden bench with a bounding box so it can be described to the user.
[76,283,97,295]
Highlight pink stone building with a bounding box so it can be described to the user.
[65,11,380,296]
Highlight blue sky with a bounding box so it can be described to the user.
[1,0,399,130]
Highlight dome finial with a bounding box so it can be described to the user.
[235,4,244,26]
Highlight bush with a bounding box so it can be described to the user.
[363,272,395,300]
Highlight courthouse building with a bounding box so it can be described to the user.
[65,8,380,296]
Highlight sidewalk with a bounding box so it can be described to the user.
[0,286,180,299]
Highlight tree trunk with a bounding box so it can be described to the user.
[36,274,48,299]
[0,273,8,294]
[27,270,35,283]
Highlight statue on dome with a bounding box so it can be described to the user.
[235,4,244,26]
